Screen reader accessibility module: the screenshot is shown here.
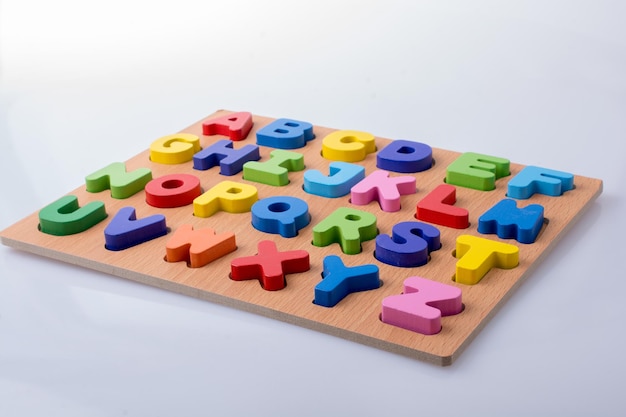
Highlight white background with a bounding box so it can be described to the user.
[1,1,625,416]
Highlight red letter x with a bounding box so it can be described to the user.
[230,240,310,291]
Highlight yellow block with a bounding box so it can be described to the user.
[455,235,519,285]
[193,181,258,218]
[150,133,201,164]
[321,130,376,162]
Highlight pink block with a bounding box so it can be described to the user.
[350,170,416,212]
[381,277,463,335]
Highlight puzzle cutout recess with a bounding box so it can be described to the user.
[0,110,602,365]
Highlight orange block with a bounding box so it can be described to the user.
[165,224,236,268]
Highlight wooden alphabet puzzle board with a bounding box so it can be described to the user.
[0,110,602,365]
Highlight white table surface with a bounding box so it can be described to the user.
[1,1,625,416]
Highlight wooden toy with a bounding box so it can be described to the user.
[350,170,416,212]
[315,255,381,308]
[381,277,463,335]
[376,140,433,173]
[201,111,254,141]
[230,240,310,291]
[0,110,603,366]
[507,165,575,199]
[375,221,441,267]
[415,184,469,229]
[478,199,545,244]
[303,162,365,198]
[453,235,520,285]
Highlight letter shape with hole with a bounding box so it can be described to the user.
[376,140,433,173]
[145,173,202,208]
[381,276,463,335]
[312,207,377,255]
[256,118,315,149]
[243,150,304,186]
[202,111,253,141]
[85,162,152,199]
[375,221,441,267]
[251,196,311,238]
[192,139,260,176]
[193,181,258,218]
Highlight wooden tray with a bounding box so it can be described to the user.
[0,110,602,365]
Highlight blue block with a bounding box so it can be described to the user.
[507,165,574,199]
[256,118,315,149]
[303,162,365,198]
[104,207,167,251]
[375,221,441,267]
[251,196,310,238]
[193,139,260,176]
[314,255,380,308]
[478,199,544,244]
[376,140,433,173]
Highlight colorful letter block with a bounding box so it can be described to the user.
[85,162,152,199]
[251,196,311,238]
[478,199,544,244]
[376,140,432,173]
[202,111,253,141]
[375,221,441,267]
[193,139,260,176]
[256,118,315,149]
[38,195,107,236]
[104,207,167,251]
[314,255,380,307]
[381,277,463,335]
[446,152,510,191]
[351,170,416,212]
[415,184,469,229]
[303,162,365,198]
[312,207,377,255]
[193,181,258,218]
[149,133,201,164]
[165,224,236,268]
[321,130,376,162]
[230,240,310,291]
[145,173,202,208]
[507,166,575,199]
[243,149,304,186]
[454,235,519,285]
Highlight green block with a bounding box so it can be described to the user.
[85,162,152,199]
[446,152,510,191]
[243,150,304,186]
[39,195,107,236]
[312,207,377,254]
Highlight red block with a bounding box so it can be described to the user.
[202,111,253,141]
[230,240,310,291]
[145,173,202,208]
[415,184,469,229]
